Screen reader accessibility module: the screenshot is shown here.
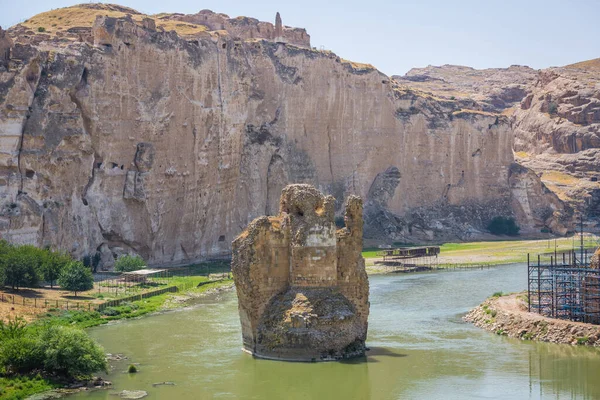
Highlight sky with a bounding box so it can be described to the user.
[0,0,598,76]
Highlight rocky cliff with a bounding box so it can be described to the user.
[513,62,600,221]
[395,63,600,229]
[0,4,567,267]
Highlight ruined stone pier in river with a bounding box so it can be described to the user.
[231,184,369,361]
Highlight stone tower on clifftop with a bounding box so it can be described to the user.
[231,184,370,361]
[274,12,284,42]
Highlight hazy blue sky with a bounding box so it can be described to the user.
[1,0,598,75]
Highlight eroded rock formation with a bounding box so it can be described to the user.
[395,62,599,229]
[393,64,538,113]
[231,184,369,361]
[513,63,600,221]
[0,5,570,267]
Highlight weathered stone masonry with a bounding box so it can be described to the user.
[231,184,369,361]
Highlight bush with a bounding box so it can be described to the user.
[101,307,120,316]
[0,318,107,378]
[548,101,558,115]
[128,364,137,373]
[58,261,94,297]
[0,335,44,374]
[37,27,46,32]
[114,254,146,272]
[40,326,107,378]
[0,316,27,340]
[487,216,520,236]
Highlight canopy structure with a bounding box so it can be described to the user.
[121,269,169,283]
[122,268,166,276]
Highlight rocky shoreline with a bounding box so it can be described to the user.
[464,293,600,346]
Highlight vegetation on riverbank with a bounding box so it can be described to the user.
[0,375,57,400]
[363,235,600,267]
[0,316,107,400]
[0,260,233,400]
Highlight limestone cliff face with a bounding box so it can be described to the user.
[395,62,599,229]
[513,64,600,221]
[0,8,568,266]
[231,184,369,361]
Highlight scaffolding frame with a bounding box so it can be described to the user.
[528,249,600,324]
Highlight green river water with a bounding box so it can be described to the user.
[73,263,600,399]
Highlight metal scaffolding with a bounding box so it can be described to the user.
[528,249,600,324]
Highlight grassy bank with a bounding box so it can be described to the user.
[363,235,599,268]
[0,375,58,400]
[0,277,233,400]
[44,278,234,330]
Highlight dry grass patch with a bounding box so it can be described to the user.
[452,109,499,117]
[153,20,207,35]
[541,170,580,186]
[22,6,134,34]
[514,151,530,159]
[340,58,376,72]
[566,58,600,71]
[0,302,45,322]
[20,5,207,37]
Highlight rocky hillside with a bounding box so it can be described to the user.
[0,4,568,267]
[514,63,600,220]
[396,62,600,228]
[393,64,538,113]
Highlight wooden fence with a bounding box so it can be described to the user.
[96,285,179,311]
[0,293,95,311]
[1,275,231,313]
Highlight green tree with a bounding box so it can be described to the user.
[41,250,71,288]
[114,254,146,272]
[41,326,108,378]
[1,246,41,290]
[58,261,93,297]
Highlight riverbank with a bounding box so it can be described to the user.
[0,279,234,400]
[464,293,600,346]
[364,235,599,272]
